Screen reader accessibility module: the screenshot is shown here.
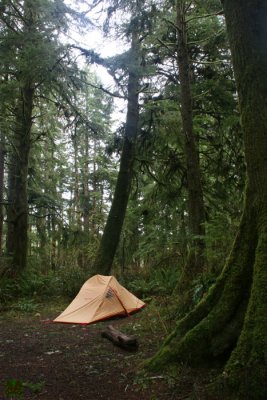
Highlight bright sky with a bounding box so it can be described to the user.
[66,0,127,125]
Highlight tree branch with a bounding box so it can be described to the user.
[76,77,126,100]
[186,10,224,24]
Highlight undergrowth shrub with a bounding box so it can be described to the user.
[0,271,60,306]
[0,265,88,308]
[56,266,88,298]
[18,271,59,297]
[14,298,40,313]
[0,277,18,304]
[191,275,216,305]
[124,267,181,298]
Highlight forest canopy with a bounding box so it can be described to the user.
[0,0,243,279]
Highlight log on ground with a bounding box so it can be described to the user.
[101,325,139,351]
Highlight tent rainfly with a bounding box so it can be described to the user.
[53,274,145,325]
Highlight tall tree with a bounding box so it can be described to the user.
[91,22,141,275]
[25,68,114,271]
[0,0,82,274]
[0,135,5,253]
[144,1,267,399]
[5,0,35,272]
[175,0,206,272]
[130,0,240,279]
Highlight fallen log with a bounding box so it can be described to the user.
[101,325,138,351]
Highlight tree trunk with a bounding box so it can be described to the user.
[0,73,8,256]
[36,217,48,272]
[176,1,206,273]
[72,131,81,225]
[82,131,90,234]
[144,1,267,399]
[6,151,16,256]
[6,86,34,274]
[0,139,5,253]
[91,138,97,235]
[5,0,35,275]
[91,29,140,276]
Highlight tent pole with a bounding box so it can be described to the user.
[111,287,130,317]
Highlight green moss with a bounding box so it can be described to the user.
[218,212,267,399]
[143,345,174,372]
[209,363,267,400]
[210,299,247,357]
[144,206,257,372]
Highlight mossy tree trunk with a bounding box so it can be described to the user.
[144,1,267,399]
[91,29,140,276]
[176,0,206,273]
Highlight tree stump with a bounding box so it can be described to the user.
[101,325,138,351]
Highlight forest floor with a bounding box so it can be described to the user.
[0,299,218,400]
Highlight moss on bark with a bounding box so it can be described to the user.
[215,213,267,399]
[145,203,257,370]
[145,195,266,399]
[144,1,267,397]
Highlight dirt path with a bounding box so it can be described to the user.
[0,304,213,400]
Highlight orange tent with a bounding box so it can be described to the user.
[53,274,145,325]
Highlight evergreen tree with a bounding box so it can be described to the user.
[120,0,243,282]
[75,0,158,275]
[91,19,142,275]
[175,0,206,272]
[26,69,114,271]
[0,0,85,274]
[145,1,267,398]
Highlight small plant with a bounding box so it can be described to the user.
[15,298,39,313]
[23,380,45,394]
[192,276,216,305]
[57,266,88,298]
[126,267,180,298]
[0,277,18,305]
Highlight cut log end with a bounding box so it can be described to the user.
[101,325,139,351]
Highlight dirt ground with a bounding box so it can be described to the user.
[0,303,214,400]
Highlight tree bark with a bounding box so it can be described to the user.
[6,85,34,274]
[144,1,267,399]
[0,139,5,253]
[5,0,36,275]
[36,217,48,272]
[91,29,140,276]
[81,130,90,234]
[176,1,206,273]
[91,138,98,235]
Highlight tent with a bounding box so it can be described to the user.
[53,274,145,325]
